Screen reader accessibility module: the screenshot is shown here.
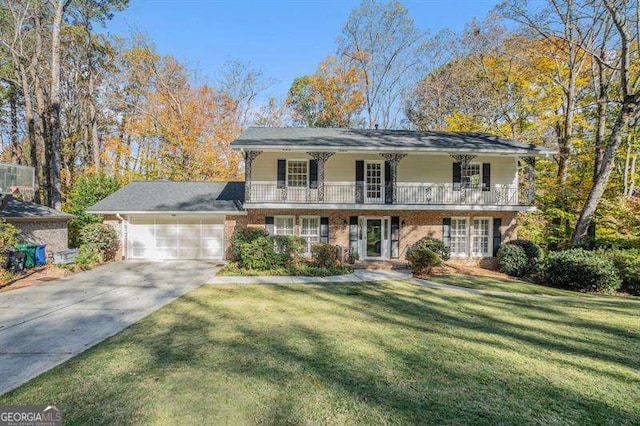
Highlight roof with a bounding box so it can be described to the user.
[232,127,555,155]
[87,181,245,214]
[0,199,74,221]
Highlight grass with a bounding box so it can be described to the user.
[2,280,639,425]
[427,274,615,297]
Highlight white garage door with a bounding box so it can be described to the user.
[127,215,225,260]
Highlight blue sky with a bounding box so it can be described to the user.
[103,0,500,99]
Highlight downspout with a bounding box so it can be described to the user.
[116,213,126,260]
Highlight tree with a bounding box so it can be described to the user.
[572,0,640,243]
[287,56,365,127]
[337,0,425,128]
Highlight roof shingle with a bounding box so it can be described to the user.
[87,181,245,213]
[232,127,554,155]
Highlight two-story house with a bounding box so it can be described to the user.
[89,127,553,262]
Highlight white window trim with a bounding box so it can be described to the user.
[450,216,469,258]
[462,162,483,188]
[471,217,493,257]
[274,215,295,235]
[286,159,309,188]
[364,160,385,202]
[299,215,321,254]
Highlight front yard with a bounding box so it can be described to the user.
[1,280,638,424]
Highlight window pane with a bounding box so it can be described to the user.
[275,216,294,235]
[473,219,490,256]
[451,219,468,256]
[287,160,308,187]
[462,163,481,188]
[300,217,320,253]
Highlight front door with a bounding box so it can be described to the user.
[365,161,384,203]
[366,219,383,258]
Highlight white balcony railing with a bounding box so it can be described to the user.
[248,183,533,206]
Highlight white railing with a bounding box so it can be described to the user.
[248,183,532,206]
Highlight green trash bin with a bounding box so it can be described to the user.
[16,244,37,268]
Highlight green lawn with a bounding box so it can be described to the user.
[2,280,639,425]
[427,274,610,297]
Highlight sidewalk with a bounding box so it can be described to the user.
[206,269,412,284]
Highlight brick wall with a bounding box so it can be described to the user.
[9,219,70,254]
[227,209,517,260]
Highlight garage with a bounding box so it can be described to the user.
[87,181,246,261]
[127,215,225,260]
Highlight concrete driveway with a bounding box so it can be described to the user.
[0,260,218,396]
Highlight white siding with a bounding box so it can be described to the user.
[251,152,518,187]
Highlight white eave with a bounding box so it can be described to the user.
[88,210,247,215]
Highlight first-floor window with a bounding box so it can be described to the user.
[472,218,490,257]
[450,218,468,256]
[274,216,295,235]
[300,216,320,254]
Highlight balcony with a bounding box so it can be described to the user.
[247,183,534,206]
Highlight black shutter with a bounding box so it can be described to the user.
[309,159,318,189]
[355,160,364,203]
[493,218,502,256]
[265,216,274,235]
[443,218,451,248]
[482,163,491,192]
[384,161,393,204]
[453,162,461,191]
[277,159,286,189]
[391,216,400,259]
[349,216,359,255]
[320,217,329,243]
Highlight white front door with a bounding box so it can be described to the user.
[365,161,384,203]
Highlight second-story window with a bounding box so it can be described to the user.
[462,163,481,188]
[287,160,308,187]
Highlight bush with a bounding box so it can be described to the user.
[66,173,121,248]
[603,249,640,295]
[0,220,20,267]
[229,227,269,259]
[272,235,305,264]
[408,236,450,260]
[235,236,278,271]
[407,248,442,276]
[311,243,340,268]
[508,239,543,276]
[75,244,102,270]
[544,249,621,294]
[79,223,119,261]
[497,244,529,277]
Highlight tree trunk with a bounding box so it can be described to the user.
[573,101,639,243]
[48,0,70,210]
[17,64,40,204]
[8,83,20,164]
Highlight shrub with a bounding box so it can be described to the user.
[508,239,543,276]
[603,249,640,295]
[272,235,305,264]
[229,227,269,258]
[79,223,119,261]
[75,244,102,270]
[497,244,528,277]
[407,248,442,276]
[235,236,278,270]
[311,243,340,268]
[408,236,450,260]
[66,173,121,248]
[544,249,621,294]
[0,220,20,267]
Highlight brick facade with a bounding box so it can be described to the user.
[8,219,70,255]
[228,209,517,261]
